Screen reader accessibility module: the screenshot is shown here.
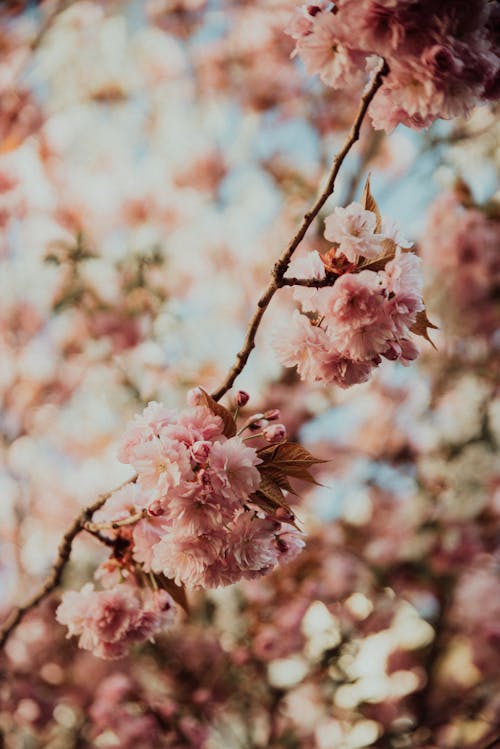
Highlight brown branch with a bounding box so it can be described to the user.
[0,60,389,652]
[279,275,338,288]
[83,526,117,548]
[210,59,389,402]
[0,476,136,650]
[84,507,148,532]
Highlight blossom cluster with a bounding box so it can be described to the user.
[274,198,425,387]
[56,392,307,658]
[421,186,500,340]
[286,0,500,131]
[56,583,175,660]
[114,396,304,588]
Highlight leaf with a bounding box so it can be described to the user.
[410,309,439,349]
[258,442,327,485]
[250,487,298,527]
[258,464,297,494]
[358,238,398,271]
[361,174,382,232]
[257,476,287,505]
[199,388,237,438]
[155,575,189,613]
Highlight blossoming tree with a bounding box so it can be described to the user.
[0,1,499,748]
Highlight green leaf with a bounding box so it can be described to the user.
[410,309,439,349]
[199,389,237,438]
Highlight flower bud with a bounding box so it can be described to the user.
[247,413,266,431]
[153,589,173,612]
[264,408,280,421]
[263,423,286,443]
[235,390,250,407]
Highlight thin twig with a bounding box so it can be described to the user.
[279,276,338,288]
[210,59,389,402]
[83,526,117,547]
[84,508,148,532]
[0,60,389,652]
[0,476,136,649]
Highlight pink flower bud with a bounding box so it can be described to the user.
[275,507,295,522]
[263,423,286,443]
[247,413,266,431]
[190,440,211,463]
[148,499,165,516]
[153,589,174,612]
[249,419,267,432]
[235,390,250,407]
[187,387,203,406]
[264,409,280,421]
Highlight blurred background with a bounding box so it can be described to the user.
[0,2,499,748]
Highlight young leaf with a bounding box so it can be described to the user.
[257,476,287,505]
[359,238,398,271]
[258,464,296,494]
[249,487,297,527]
[361,174,382,232]
[155,574,189,613]
[199,388,237,438]
[258,442,327,484]
[410,309,439,349]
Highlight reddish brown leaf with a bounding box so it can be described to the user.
[359,242,415,272]
[156,575,189,613]
[199,388,237,438]
[257,476,287,505]
[249,489,297,527]
[258,442,327,484]
[410,309,439,349]
[258,464,296,494]
[361,174,382,232]
[359,238,397,271]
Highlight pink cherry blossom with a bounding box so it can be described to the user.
[274,311,331,382]
[287,249,327,312]
[276,529,307,563]
[228,513,280,578]
[151,530,223,587]
[56,583,175,659]
[324,203,386,262]
[319,351,375,388]
[296,11,367,89]
[131,435,193,496]
[208,436,262,503]
[132,516,171,570]
[117,401,177,463]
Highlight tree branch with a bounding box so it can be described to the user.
[278,275,338,288]
[210,59,389,402]
[0,59,389,652]
[84,507,148,533]
[0,476,136,649]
